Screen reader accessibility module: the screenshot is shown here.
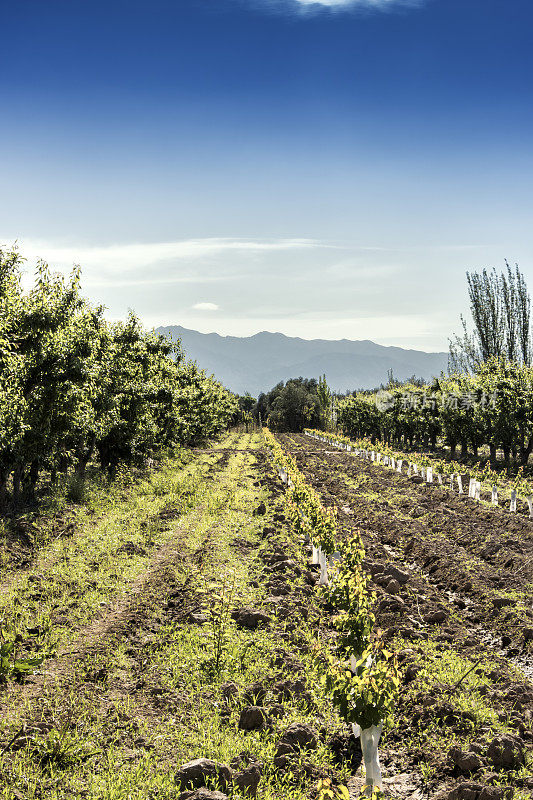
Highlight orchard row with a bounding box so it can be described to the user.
[264,429,399,798]
[0,248,236,505]
[338,358,533,467]
[304,429,533,515]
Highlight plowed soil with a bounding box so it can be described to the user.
[278,432,533,798]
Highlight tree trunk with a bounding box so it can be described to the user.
[489,443,497,466]
[76,437,95,479]
[520,437,533,466]
[0,470,8,506]
[22,459,39,504]
[13,465,23,505]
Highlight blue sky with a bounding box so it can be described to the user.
[1,0,532,349]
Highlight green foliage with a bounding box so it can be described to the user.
[266,429,398,738]
[317,778,350,800]
[259,378,322,432]
[317,374,333,429]
[336,357,533,466]
[450,262,531,372]
[0,633,44,683]
[323,642,399,730]
[326,536,375,657]
[0,245,237,506]
[197,572,238,675]
[30,725,98,769]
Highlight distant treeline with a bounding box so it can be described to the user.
[338,358,533,466]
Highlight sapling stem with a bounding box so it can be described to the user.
[349,654,361,738]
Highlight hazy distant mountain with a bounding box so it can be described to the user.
[157,326,449,396]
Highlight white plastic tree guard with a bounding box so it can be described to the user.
[360,724,383,797]
[510,489,517,512]
[457,475,463,494]
[318,550,329,586]
[527,496,533,518]
[426,466,433,483]
[312,545,320,565]
[492,486,498,505]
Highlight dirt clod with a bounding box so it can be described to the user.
[175,758,233,791]
[486,735,525,769]
[238,706,267,731]
[231,608,271,629]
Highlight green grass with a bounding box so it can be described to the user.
[0,434,349,800]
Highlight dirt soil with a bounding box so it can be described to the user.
[278,432,533,799]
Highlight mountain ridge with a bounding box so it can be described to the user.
[156,325,449,396]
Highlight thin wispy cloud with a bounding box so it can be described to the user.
[4,237,326,275]
[251,0,422,14]
[294,0,407,7]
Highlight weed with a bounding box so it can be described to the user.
[30,725,98,770]
[198,571,238,675]
[317,777,350,799]
[0,630,44,683]
[66,474,86,503]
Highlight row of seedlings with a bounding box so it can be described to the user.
[264,429,399,798]
[304,429,533,517]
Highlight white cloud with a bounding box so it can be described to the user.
[192,302,220,311]
[262,0,420,10]
[6,237,324,274]
[295,0,381,5]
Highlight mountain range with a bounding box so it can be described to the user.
[156,326,449,396]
